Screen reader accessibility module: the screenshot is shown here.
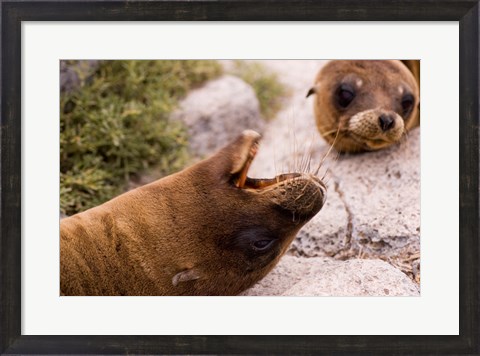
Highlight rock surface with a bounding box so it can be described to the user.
[288,129,421,265]
[172,75,265,158]
[242,255,419,296]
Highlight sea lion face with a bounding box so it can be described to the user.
[309,60,419,153]
[169,130,326,295]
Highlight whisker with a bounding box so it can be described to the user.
[293,126,298,172]
[288,112,296,173]
[321,167,331,181]
[320,128,342,137]
[314,125,341,176]
[305,133,316,174]
[306,155,312,174]
[300,137,312,174]
[331,149,341,165]
[297,140,305,173]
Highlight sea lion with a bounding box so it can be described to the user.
[60,130,327,296]
[307,60,420,153]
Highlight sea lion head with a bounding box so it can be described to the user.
[165,130,327,295]
[60,130,327,296]
[307,60,420,153]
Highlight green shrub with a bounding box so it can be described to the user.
[231,60,289,120]
[60,60,222,215]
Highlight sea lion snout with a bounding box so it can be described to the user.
[265,173,326,220]
[348,108,405,150]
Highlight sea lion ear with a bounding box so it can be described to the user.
[306,86,317,98]
[229,130,261,175]
[172,268,201,286]
[206,130,261,177]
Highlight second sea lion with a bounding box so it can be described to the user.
[60,130,327,296]
[307,60,420,153]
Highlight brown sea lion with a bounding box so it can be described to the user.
[307,60,420,153]
[60,130,327,296]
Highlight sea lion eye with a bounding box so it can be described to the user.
[401,94,414,116]
[253,239,274,250]
[336,84,356,108]
[230,229,277,255]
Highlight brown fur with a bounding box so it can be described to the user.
[308,60,420,153]
[401,60,420,87]
[61,130,326,296]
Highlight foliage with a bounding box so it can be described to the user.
[60,60,222,215]
[231,60,289,120]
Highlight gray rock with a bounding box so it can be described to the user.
[172,75,265,158]
[332,128,420,259]
[290,185,350,257]
[289,128,420,261]
[243,255,419,296]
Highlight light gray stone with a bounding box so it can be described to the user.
[290,186,350,257]
[243,255,419,296]
[332,128,420,259]
[286,128,420,261]
[172,75,265,158]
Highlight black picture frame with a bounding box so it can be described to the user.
[1,1,478,354]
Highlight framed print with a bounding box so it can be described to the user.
[1,1,478,354]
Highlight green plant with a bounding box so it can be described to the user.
[231,60,289,120]
[60,60,222,215]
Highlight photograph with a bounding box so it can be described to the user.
[2,2,478,353]
[59,59,421,297]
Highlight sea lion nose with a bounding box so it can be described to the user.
[378,114,395,131]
